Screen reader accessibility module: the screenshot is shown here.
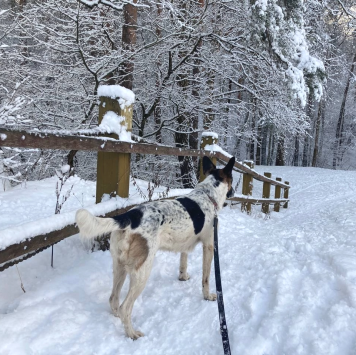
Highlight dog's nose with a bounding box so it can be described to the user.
[227,187,235,198]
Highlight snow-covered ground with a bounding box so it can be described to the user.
[1,166,356,354]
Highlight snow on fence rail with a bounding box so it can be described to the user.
[0,88,290,271]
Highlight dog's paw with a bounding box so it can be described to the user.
[179,272,190,281]
[129,330,145,340]
[110,304,121,318]
[204,293,217,301]
[112,310,120,318]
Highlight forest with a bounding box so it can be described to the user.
[0,0,355,189]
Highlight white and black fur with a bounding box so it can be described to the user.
[76,156,235,339]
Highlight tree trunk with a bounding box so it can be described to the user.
[302,94,313,167]
[175,60,194,187]
[175,114,194,188]
[260,125,268,165]
[120,1,137,90]
[175,62,193,187]
[333,51,356,169]
[154,3,163,144]
[312,98,324,167]
[0,149,11,192]
[275,136,285,166]
[189,0,204,177]
[203,71,215,130]
[67,149,78,174]
[293,134,299,166]
[302,135,309,167]
[249,136,255,161]
[222,79,233,147]
[267,128,274,166]
[256,124,262,165]
[249,108,256,161]
[173,1,203,188]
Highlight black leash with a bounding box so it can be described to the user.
[214,216,232,355]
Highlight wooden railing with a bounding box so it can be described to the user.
[0,129,289,272]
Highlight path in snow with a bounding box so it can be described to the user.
[1,166,356,354]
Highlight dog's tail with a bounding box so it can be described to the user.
[75,209,119,239]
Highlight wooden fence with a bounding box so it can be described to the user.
[0,91,289,272]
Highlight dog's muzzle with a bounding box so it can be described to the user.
[226,187,234,198]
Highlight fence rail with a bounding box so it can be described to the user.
[0,129,288,188]
[0,204,134,272]
[0,129,208,157]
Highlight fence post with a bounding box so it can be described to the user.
[283,181,289,208]
[199,132,218,182]
[274,177,282,212]
[96,90,133,203]
[262,172,271,214]
[241,161,254,214]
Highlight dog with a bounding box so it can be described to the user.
[75,156,235,339]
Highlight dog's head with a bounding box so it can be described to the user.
[202,156,235,198]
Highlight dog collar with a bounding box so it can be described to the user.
[207,195,219,215]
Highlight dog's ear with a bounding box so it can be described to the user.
[202,156,216,175]
[223,157,235,175]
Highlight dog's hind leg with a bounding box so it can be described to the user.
[109,258,127,317]
[109,231,128,317]
[119,257,154,339]
[178,252,190,281]
[202,243,217,301]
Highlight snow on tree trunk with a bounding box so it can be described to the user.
[0,149,11,192]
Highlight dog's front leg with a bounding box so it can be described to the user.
[202,244,217,301]
[179,252,190,281]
